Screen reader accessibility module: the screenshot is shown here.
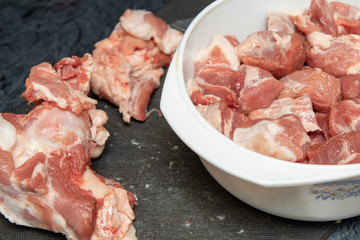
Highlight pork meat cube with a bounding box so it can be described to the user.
[267,11,295,34]
[237,65,284,113]
[249,95,320,132]
[233,114,310,162]
[237,31,305,78]
[328,100,360,137]
[278,67,341,112]
[339,74,360,100]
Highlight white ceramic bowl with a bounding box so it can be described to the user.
[160,0,360,221]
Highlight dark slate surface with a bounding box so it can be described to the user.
[0,0,358,239]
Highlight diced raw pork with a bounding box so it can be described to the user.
[307,132,360,165]
[233,115,310,162]
[338,153,360,165]
[339,74,360,100]
[294,0,338,36]
[305,32,360,77]
[186,64,244,107]
[195,102,247,139]
[236,31,305,78]
[0,56,136,239]
[91,9,182,123]
[194,34,240,74]
[249,95,320,132]
[328,100,360,137]
[267,11,295,34]
[331,1,360,35]
[278,67,341,112]
[237,65,284,113]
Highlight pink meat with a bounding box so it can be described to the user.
[340,74,360,100]
[237,65,284,113]
[233,115,310,162]
[331,1,360,35]
[267,11,295,34]
[249,95,320,132]
[278,67,341,112]
[236,31,305,78]
[0,56,136,239]
[194,34,240,74]
[195,102,248,139]
[91,9,182,123]
[307,132,360,165]
[305,32,360,77]
[328,100,360,137]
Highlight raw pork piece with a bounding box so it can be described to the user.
[236,31,305,78]
[305,32,360,77]
[194,34,240,74]
[307,132,360,165]
[330,1,360,35]
[186,64,244,107]
[328,100,360,137]
[267,11,295,34]
[294,0,338,36]
[195,102,247,139]
[249,95,320,132]
[0,56,137,240]
[233,115,310,162]
[339,74,360,100]
[278,67,341,112]
[91,9,182,123]
[338,153,360,165]
[237,65,284,113]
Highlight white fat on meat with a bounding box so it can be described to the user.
[195,34,240,72]
[233,120,297,161]
[267,11,295,33]
[0,116,16,151]
[249,95,320,132]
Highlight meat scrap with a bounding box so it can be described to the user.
[328,100,360,137]
[0,55,136,240]
[91,9,182,123]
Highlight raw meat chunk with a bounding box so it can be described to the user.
[339,74,360,100]
[328,100,360,137]
[267,11,295,34]
[194,34,240,74]
[233,115,310,162]
[294,0,338,36]
[249,95,320,132]
[278,67,341,112]
[186,64,244,107]
[305,32,360,77]
[0,57,136,239]
[307,132,360,165]
[331,1,360,35]
[195,102,247,139]
[338,153,360,165]
[237,65,284,113]
[91,9,182,123]
[237,31,305,78]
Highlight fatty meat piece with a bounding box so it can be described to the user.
[91,9,182,123]
[330,1,360,35]
[236,31,305,78]
[237,65,284,113]
[305,32,360,77]
[278,67,341,112]
[249,95,320,132]
[328,100,360,137]
[186,64,244,107]
[339,74,360,100]
[195,102,247,139]
[307,132,360,165]
[194,34,240,74]
[294,0,338,36]
[0,56,137,240]
[233,115,310,162]
[266,11,296,34]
